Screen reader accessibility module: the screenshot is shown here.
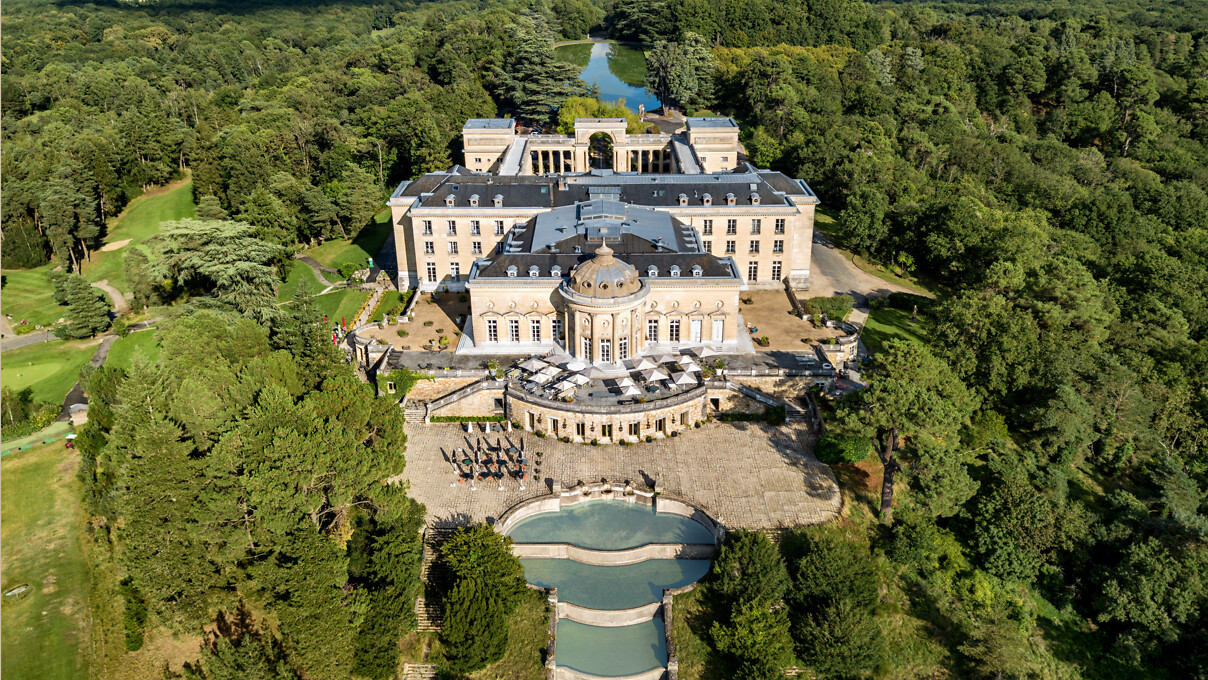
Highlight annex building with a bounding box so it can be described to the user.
[388,117,820,359]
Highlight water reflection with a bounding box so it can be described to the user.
[555,41,661,113]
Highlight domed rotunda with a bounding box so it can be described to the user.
[560,243,649,362]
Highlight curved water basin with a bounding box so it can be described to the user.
[505,499,715,549]
[504,499,715,677]
[521,559,710,609]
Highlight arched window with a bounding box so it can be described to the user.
[702,193,712,205]
[507,266,518,277]
[678,193,688,206]
[493,194,503,207]
[445,195,456,207]
[725,193,736,205]
[670,265,681,277]
[647,265,658,277]
[749,192,760,205]
[692,265,703,277]
[551,265,562,277]
[470,194,480,207]
[529,265,540,278]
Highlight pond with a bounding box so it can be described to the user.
[555,41,661,114]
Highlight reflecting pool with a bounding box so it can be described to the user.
[554,41,660,114]
[555,619,668,677]
[505,499,715,549]
[521,559,711,609]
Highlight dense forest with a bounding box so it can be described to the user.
[2,0,1207,677]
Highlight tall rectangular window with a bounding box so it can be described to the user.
[424,241,434,254]
[426,262,437,282]
[748,262,758,281]
[726,219,737,235]
[531,319,542,342]
[600,339,611,363]
[647,319,659,342]
[619,336,629,360]
[472,241,482,254]
[629,422,640,436]
[702,219,713,235]
[725,240,736,254]
[486,319,498,342]
[751,219,761,234]
[495,220,505,235]
[669,319,680,342]
[450,262,460,280]
[470,220,481,235]
[446,220,457,235]
[703,240,712,253]
[553,319,564,343]
[749,241,759,254]
[508,319,520,342]
[582,337,591,359]
[576,422,586,437]
[772,261,782,280]
[773,239,784,253]
[448,242,458,255]
[496,242,504,254]
[775,218,786,234]
[422,220,433,235]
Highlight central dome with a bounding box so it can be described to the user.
[566,243,642,299]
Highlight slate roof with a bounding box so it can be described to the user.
[398,166,814,209]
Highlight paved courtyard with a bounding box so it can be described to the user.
[400,422,842,531]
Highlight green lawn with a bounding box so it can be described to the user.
[305,208,391,269]
[313,288,371,327]
[1,266,68,328]
[1,442,90,680]
[277,260,326,302]
[106,329,161,373]
[862,307,929,355]
[83,180,196,293]
[1,341,97,405]
[370,290,412,322]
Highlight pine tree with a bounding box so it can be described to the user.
[196,195,230,221]
[493,12,585,125]
[52,271,110,338]
[155,219,284,322]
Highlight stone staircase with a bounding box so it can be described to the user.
[402,664,439,680]
[403,400,427,423]
[785,398,809,421]
[414,527,459,632]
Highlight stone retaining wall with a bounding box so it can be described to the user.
[556,601,662,626]
[512,542,715,564]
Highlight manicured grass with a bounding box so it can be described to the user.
[83,180,196,292]
[305,208,391,269]
[370,290,412,322]
[1,266,68,328]
[862,307,928,355]
[313,288,371,327]
[1,442,90,680]
[1,341,97,405]
[277,260,326,302]
[105,329,161,373]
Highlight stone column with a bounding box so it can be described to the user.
[611,312,618,364]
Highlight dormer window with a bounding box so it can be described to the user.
[470,194,480,207]
[702,193,712,206]
[647,265,658,277]
[678,193,688,206]
[507,265,518,277]
[445,195,456,207]
[670,265,681,277]
[551,265,562,277]
[725,193,736,205]
[692,265,703,277]
[574,245,582,253]
[750,192,760,205]
[493,194,503,208]
[529,265,540,278]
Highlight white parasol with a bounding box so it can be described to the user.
[518,357,548,372]
[670,371,697,385]
[687,346,719,359]
[565,360,588,371]
[632,356,658,369]
[539,365,562,377]
[640,368,669,381]
[567,373,590,385]
[530,372,554,384]
[654,353,679,364]
[620,385,643,396]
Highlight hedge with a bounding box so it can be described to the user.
[802,295,854,320]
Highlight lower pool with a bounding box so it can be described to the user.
[555,619,667,677]
[521,559,710,609]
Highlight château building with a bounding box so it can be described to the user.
[388,117,820,360]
